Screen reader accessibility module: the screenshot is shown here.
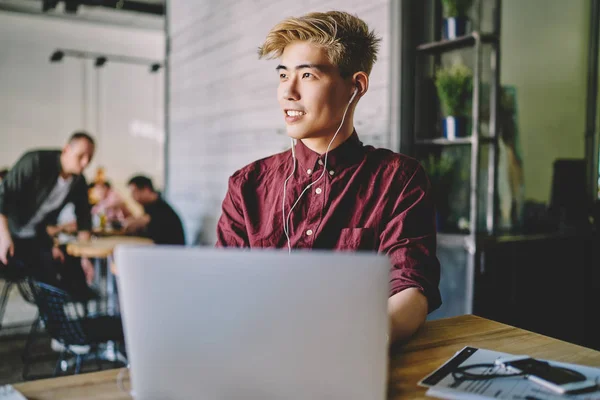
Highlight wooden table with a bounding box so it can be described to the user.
[14,315,600,399]
[66,236,153,259]
[66,236,153,315]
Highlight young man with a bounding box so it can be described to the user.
[216,11,441,343]
[124,175,185,245]
[0,132,95,295]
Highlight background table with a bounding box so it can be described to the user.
[66,236,153,259]
[66,236,153,312]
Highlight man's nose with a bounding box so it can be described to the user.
[283,80,300,101]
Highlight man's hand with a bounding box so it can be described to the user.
[81,257,94,285]
[123,215,150,234]
[77,230,91,242]
[47,225,62,237]
[123,217,139,234]
[62,221,78,235]
[0,234,14,266]
[52,246,65,263]
[0,215,13,266]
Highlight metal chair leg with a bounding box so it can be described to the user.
[74,354,83,375]
[21,314,40,380]
[95,348,103,371]
[0,281,14,332]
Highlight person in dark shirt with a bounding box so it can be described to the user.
[0,132,96,298]
[124,175,185,245]
[216,11,441,343]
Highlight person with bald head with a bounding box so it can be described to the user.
[0,131,96,298]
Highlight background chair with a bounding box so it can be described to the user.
[0,260,33,333]
[27,280,126,377]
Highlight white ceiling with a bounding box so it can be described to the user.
[0,0,165,31]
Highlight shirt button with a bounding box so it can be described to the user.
[307,169,312,175]
[318,159,324,166]
[315,188,322,195]
[329,170,335,176]
[306,229,313,236]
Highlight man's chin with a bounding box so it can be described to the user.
[286,127,313,140]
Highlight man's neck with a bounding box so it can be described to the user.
[58,155,72,179]
[147,192,159,203]
[300,123,354,155]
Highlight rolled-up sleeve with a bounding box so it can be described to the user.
[379,163,442,313]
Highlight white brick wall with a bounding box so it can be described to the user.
[168,0,393,245]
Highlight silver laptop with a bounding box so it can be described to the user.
[115,246,390,400]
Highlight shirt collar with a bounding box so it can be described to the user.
[294,131,365,176]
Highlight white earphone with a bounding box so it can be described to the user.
[282,86,359,253]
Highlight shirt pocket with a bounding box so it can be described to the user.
[249,233,281,249]
[336,228,378,251]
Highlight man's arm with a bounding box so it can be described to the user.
[216,176,249,247]
[380,163,441,343]
[70,178,93,280]
[123,214,151,234]
[73,177,92,235]
[388,288,428,343]
[77,230,91,241]
[0,152,37,265]
[73,176,92,244]
[47,220,78,237]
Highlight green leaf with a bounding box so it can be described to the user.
[441,0,474,17]
[435,63,473,117]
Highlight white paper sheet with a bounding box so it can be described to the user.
[0,385,26,400]
[419,347,600,400]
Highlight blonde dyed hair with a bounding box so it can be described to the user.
[258,11,381,77]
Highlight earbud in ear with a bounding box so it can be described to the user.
[349,87,358,103]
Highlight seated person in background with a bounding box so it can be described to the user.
[216,11,441,343]
[90,181,131,226]
[0,132,96,298]
[0,169,8,182]
[123,175,185,245]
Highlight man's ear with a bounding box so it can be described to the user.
[352,72,369,98]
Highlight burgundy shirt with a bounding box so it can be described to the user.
[216,132,441,312]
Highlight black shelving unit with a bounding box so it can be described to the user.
[417,32,498,54]
[414,0,502,314]
[415,136,495,146]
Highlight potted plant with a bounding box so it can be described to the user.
[421,153,457,231]
[441,0,474,40]
[435,62,473,139]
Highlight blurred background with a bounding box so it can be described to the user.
[0,0,599,384]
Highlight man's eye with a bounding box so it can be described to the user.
[302,72,312,78]
[279,73,287,79]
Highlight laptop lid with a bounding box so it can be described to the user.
[115,246,390,400]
